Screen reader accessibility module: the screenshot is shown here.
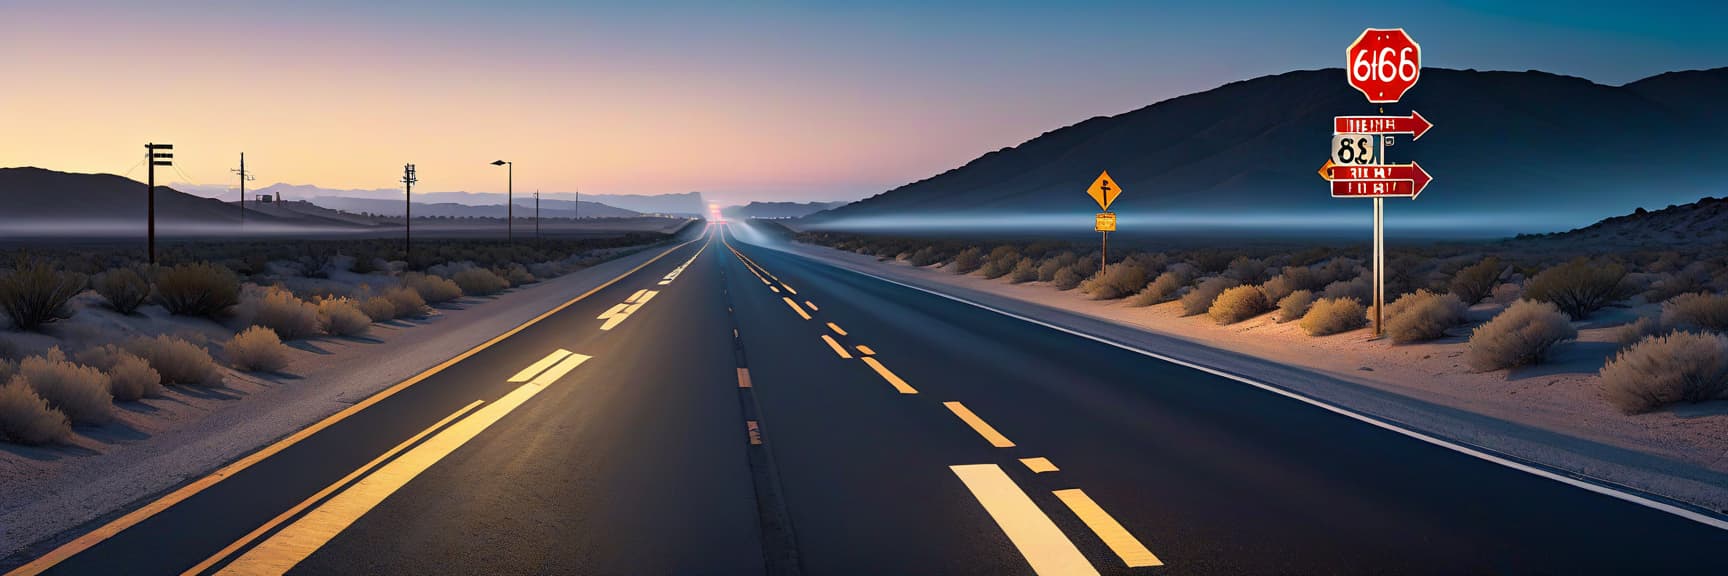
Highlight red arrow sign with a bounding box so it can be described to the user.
[1325,162,1432,198]
[1333,111,1432,140]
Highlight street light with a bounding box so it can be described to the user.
[491,160,512,242]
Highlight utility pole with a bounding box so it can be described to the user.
[402,164,417,261]
[574,186,580,220]
[232,152,254,228]
[534,190,541,241]
[491,160,512,242]
[145,143,174,264]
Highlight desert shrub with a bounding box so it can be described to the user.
[1179,277,1240,316]
[155,262,240,317]
[130,335,221,386]
[1007,258,1039,283]
[1083,263,1148,300]
[76,345,164,401]
[226,326,291,372]
[1299,297,1368,336]
[1614,316,1664,348]
[1052,266,1084,291]
[1261,266,1320,303]
[1600,331,1728,414]
[236,285,320,340]
[0,261,87,331]
[1209,285,1271,325]
[382,286,427,318]
[1321,275,1373,305]
[1466,300,1577,371]
[1277,290,1316,323]
[1380,290,1469,344]
[980,247,1021,280]
[1524,259,1632,319]
[18,349,112,425]
[94,268,152,315]
[0,378,71,445]
[497,263,536,287]
[1224,257,1268,284]
[452,268,510,296]
[317,298,372,337]
[952,247,985,275]
[1037,253,1076,282]
[401,272,462,304]
[0,359,14,383]
[1660,292,1728,333]
[1449,257,1501,305]
[1130,271,1188,306]
[909,246,946,267]
[359,296,397,322]
[1489,282,1523,304]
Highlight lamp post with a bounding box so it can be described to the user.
[491,160,512,242]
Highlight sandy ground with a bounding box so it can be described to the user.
[0,237,685,560]
[770,241,1728,515]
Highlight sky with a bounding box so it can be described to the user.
[3,1,1725,206]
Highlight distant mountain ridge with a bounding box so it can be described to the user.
[722,201,847,219]
[235,184,706,215]
[307,196,640,219]
[812,67,1728,234]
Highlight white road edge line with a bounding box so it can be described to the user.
[755,242,1728,531]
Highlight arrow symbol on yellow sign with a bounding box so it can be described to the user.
[1086,170,1122,210]
[1318,159,1336,181]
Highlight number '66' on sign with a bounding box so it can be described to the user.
[1347,28,1421,104]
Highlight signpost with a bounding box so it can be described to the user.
[1323,28,1432,336]
[1086,171,1121,274]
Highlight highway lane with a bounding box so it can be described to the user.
[8,215,1726,575]
[720,223,1728,575]
[12,224,768,575]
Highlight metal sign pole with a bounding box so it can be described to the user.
[1373,197,1385,336]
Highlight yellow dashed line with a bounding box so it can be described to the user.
[855,345,875,356]
[736,368,752,388]
[860,357,917,394]
[782,297,812,320]
[820,335,853,359]
[951,465,1098,576]
[826,322,847,336]
[1053,489,1163,568]
[944,401,1014,448]
[1020,457,1059,473]
[805,300,819,311]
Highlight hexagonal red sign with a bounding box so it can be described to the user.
[1346,28,1421,104]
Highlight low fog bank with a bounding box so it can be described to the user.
[800,210,1574,241]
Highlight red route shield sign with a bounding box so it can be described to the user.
[1347,28,1421,104]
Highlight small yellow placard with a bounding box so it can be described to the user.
[1086,170,1122,211]
[1094,212,1116,232]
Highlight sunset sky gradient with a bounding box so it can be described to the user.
[4,1,1725,205]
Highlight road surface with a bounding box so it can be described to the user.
[7,222,1726,575]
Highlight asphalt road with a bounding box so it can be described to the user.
[9,221,1727,575]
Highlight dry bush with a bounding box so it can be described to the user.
[0,359,14,383]
[1052,266,1084,291]
[952,247,985,274]
[94,268,152,315]
[1209,285,1271,325]
[236,285,321,340]
[0,377,71,445]
[1380,290,1469,343]
[452,268,510,296]
[18,349,112,425]
[129,335,222,386]
[980,247,1021,280]
[1524,259,1632,319]
[1299,297,1367,336]
[402,272,463,304]
[1613,316,1663,348]
[1449,257,1501,305]
[497,263,536,286]
[1600,331,1728,414]
[0,261,87,331]
[382,286,427,318]
[1179,277,1240,316]
[1489,282,1523,305]
[317,298,372,337]
[359,296,397,322]
[1261,266,1321,303]
[155,262,240,317]
[226,326,291,373]
[1322,275,1373,305]
[1007,258,1039,283]
[1225,257,1268,284]
[1129,271,1188,307]
[1466,300,1577,371]
[1083,263,1148,300]
[1277,290,1316,323]
[1037,253,1076,282]
[909,246,946,267]
[76,345,164,401]
[1660,292,1728,333]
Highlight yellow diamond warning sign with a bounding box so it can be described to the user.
[1086,170,1121,211]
